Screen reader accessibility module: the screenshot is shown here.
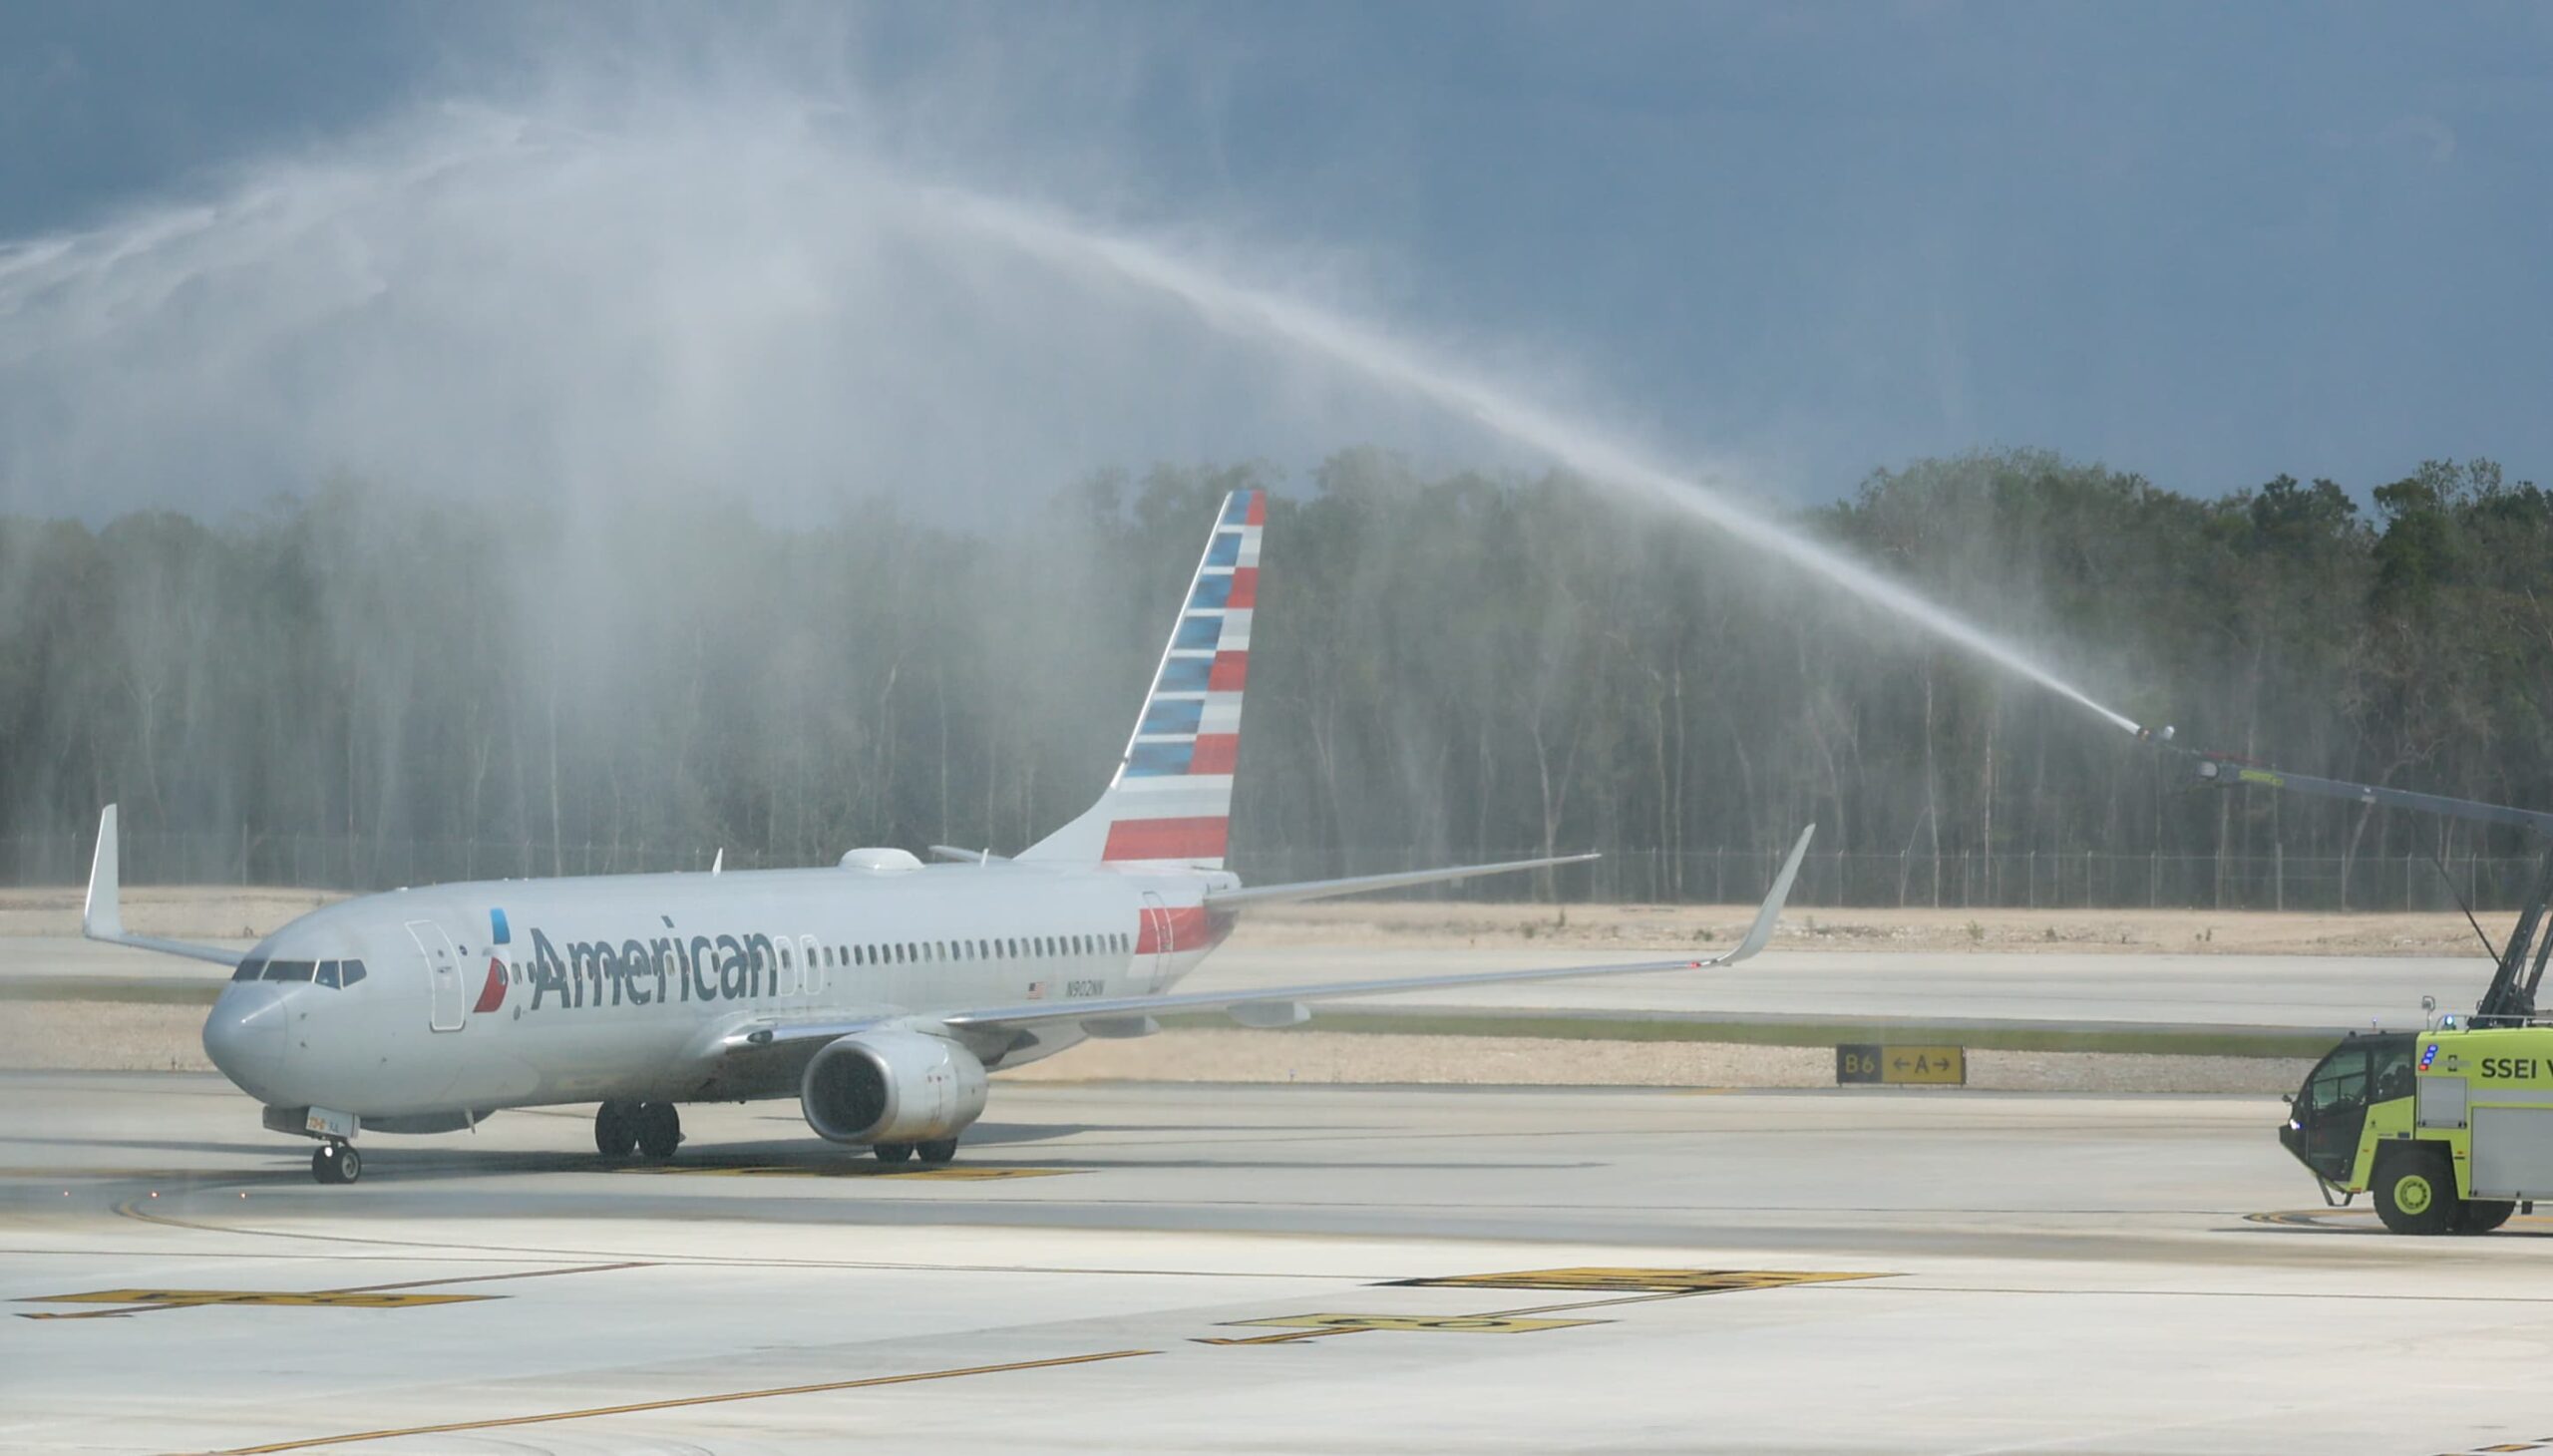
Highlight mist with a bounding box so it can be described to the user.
[8,24,2540,911]
[0,91,1512,527]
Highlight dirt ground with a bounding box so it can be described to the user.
[0,886,344,940]
[1232,900,2483,955]
[0,885,2483,955]
[992,1027,2307,1094]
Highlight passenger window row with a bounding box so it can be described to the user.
[279,930,1136,990]
[810,931,1127,970]
[480,930,1136,984]
[230,958,368,987]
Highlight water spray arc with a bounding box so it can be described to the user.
[922,186,2145,739]
[0,101,2143,746]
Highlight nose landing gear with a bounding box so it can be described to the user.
[311,1142,361,1185]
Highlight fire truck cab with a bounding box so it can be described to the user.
[2281,1025,2553,1234]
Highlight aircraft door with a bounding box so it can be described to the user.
[1140,892,1175,991]
[407,919,466,1032]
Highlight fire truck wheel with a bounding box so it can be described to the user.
[2455,1198,2516,1234]
[2372,1147,2457,1235]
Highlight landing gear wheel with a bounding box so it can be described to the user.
[916,1139,958,1166]
[311,1143,361,1185]
[872,1143,914,1164]
[2457,1198,2517,1234]
[634,1102,682,1161]
[594,1100,639,1158]
[2372,1147,2456,1235]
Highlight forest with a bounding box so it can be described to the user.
[3,449,2547,910]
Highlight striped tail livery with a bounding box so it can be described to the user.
[1021,488,1264,870]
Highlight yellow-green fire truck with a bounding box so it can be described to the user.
[2281,1026,2552,1233]
[2180,746,2553,1234]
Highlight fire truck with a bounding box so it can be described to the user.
[2185,751,2553,1233]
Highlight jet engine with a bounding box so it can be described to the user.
[799,1028,989,1146]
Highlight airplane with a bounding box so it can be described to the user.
[81,488,1815,1184]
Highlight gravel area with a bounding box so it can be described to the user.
[995,1029,2309,1093]
[0,1002,2308,1092]
[0,1002,213,1073]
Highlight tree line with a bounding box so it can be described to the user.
[2,450,2546,903]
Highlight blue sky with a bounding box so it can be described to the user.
[4,1,2548,510]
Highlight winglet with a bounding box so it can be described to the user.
[1727,824,1815,963]
[84,804,124,941]
[77,804,242,967]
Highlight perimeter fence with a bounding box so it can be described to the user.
[0,829,2540,913]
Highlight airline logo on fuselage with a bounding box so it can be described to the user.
[502,922,794,1011]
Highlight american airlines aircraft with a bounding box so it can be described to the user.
[83,489,1813,1184]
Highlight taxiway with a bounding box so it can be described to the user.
[3,1071,2548,1454]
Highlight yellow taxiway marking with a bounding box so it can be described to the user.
[207,1348,1160,1454]
[17,1260,650,1320]
[1198,1268,1893,1347]
[610,1163,1079,1180]
[22,1288,494,1316]
[1389,1268,1892,1294]
[1226,1312,1603,1335]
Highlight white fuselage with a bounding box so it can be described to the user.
[200,860,1236,1123]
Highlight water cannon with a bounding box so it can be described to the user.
[2119,722,2553,1026]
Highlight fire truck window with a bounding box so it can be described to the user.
[2306,1047,2370,1114]
[2371,1043,2415,1102]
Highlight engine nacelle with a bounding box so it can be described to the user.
[799,1028,988,1146]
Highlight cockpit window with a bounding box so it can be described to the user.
[262,960,316,982]
[315,960,341,988]
[231,958,267,982]
[340,959,366,986]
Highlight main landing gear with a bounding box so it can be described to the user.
[311,1142,361,1185]
[595,1100,682,1161]
[873,1139,959,1166]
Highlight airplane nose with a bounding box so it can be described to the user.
[202,983,287,1098]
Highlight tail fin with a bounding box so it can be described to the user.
[1021,488,1265,869]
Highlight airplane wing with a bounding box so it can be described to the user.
[940,825,1812,1035]
[81,805,245,967]
[703,826,1803,1057]
[1202,852,1599,909]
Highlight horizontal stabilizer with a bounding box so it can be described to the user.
[1204,853,1600,909]
[928,846,1009,864]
